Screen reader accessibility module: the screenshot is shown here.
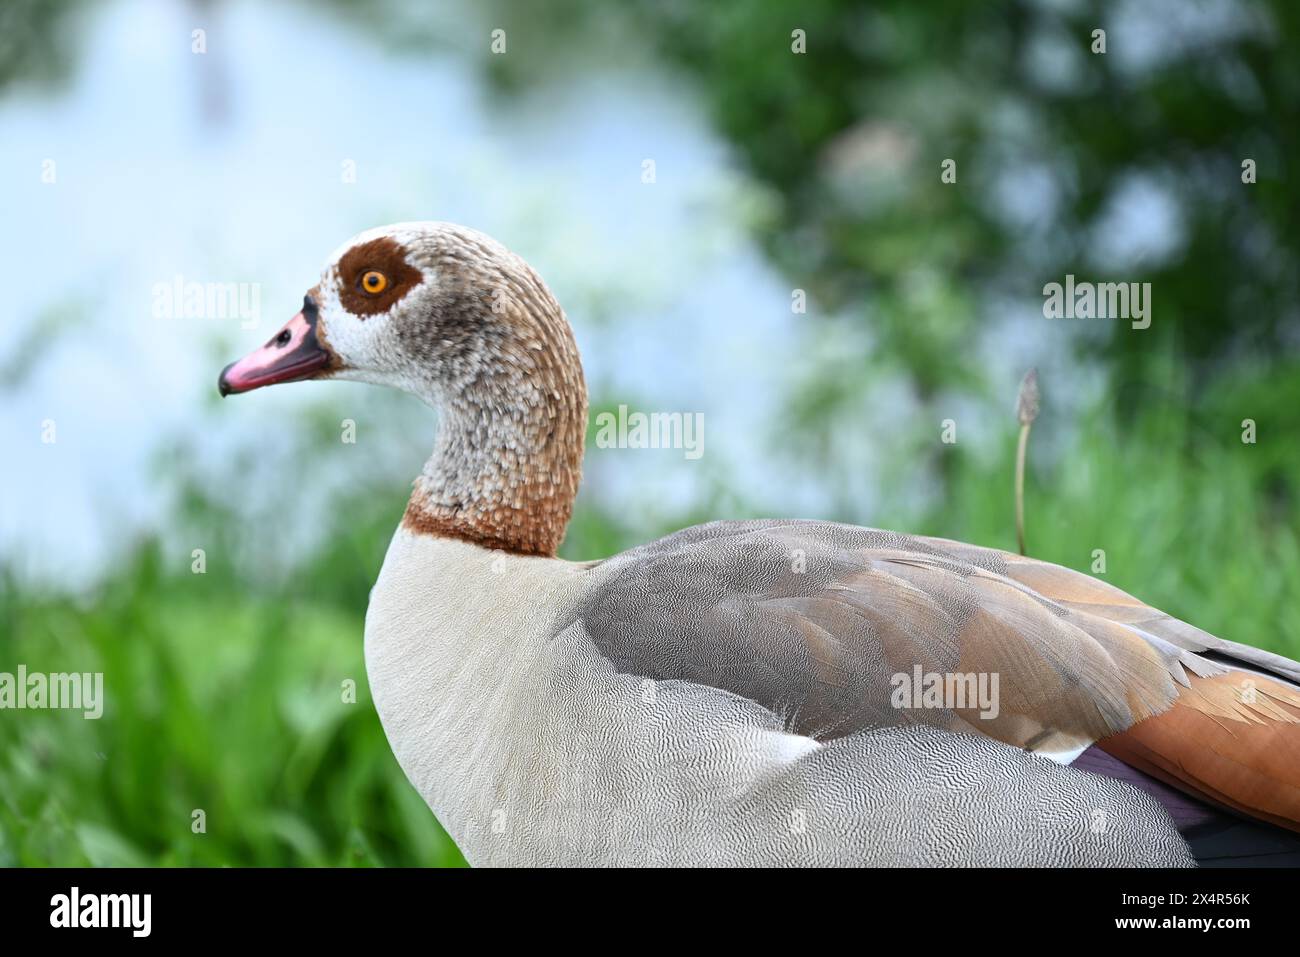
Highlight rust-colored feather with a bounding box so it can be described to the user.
[1099,672,1300,832]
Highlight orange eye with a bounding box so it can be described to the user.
[361,270,388,294]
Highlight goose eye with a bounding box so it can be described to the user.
[360,270,388,294]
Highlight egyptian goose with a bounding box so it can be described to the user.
[220,222,1300,867]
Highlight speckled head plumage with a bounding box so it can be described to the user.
[220,222,588,557]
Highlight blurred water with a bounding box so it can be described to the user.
[1,0,801,583]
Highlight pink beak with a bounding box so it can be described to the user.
[219,298,334,396]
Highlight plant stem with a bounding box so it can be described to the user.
[1015,421,1030,556]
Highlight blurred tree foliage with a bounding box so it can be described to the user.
[0,0,85,92]
[468,0,1300,404]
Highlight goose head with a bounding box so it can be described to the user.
[220,222,556,400]
[218,222,588,557]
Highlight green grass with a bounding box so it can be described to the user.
[0,544,466,867]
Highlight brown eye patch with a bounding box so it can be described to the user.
[337,237,423,317]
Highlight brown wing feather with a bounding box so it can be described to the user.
[754,532,1191,748]
[919,535,1300,831]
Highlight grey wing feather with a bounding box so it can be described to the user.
[579,519,1190,747]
